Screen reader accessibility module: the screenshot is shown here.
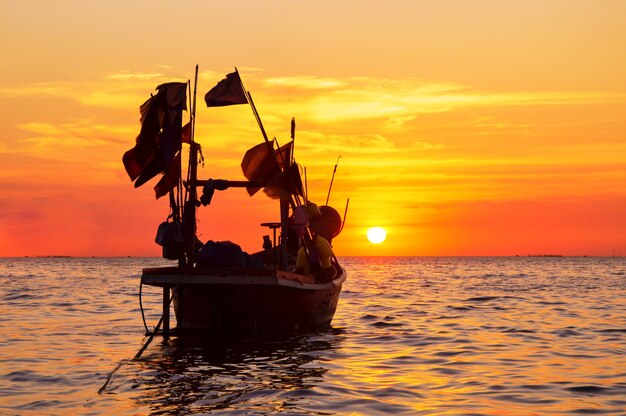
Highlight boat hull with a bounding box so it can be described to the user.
[141,267,346,334]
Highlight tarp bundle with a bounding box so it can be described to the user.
[123,82,187,198]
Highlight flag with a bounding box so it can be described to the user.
[181,121,191,144]
[123,94,161,181]
[123,82,187,188]
[205,71,248,107]
[154,152,181,199]
[263,164,304,200]
[284,163,304,197]
[241,141,281,196]
[240,140,303,199]
[275,140,293,169]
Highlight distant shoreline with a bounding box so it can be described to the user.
[0,254,623,259]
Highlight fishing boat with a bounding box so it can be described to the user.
[124,67,348,336]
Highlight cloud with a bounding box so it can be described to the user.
[297,131,399,155]
[411,141,443,150]
[249,75,626,129]
[9,120,133,169]
[0,68,188,109]
[2,71,624,125]
[263,76,348,90]
[2,70,625,199]
[17,120,130,145]
[103,71,166,80]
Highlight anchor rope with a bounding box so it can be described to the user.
[139,281,149,333]
[98,286,176,395]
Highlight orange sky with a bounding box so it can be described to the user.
[1,0,625,256]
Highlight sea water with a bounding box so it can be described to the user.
[0,256,625,415]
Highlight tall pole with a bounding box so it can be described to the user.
[236,68,271,144]
[245,91,273,149]
[185,65,200,266]
[182,80,193,211]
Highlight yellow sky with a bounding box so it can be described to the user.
[1,0,625,256]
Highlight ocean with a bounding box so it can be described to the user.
[1,256,625,415]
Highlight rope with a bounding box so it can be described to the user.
[133,305,167,361]
[139,281,149,334]
[97,359,130,395]
[98,286,176,395]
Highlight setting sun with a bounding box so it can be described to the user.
[367,227,387,244]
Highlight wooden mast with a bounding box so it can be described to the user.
[185,65,200,266]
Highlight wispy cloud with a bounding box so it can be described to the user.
[0,69,187,109]
[297,132,399,155]
[4,72,623,118]
[8,120,133,169]
[225,76,626,139]
[103,70,166,80]
[2,70,625,196]
[264,76,348,90]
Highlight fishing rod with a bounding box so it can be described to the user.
[325,155,341,206]
[339,198,350,233]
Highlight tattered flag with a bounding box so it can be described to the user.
[241,141,281,196]
[154,152,181,199]
[181,121,191,144]
[205,71,248,107]
[123,82,187,188]
[240,140,304,199]
[275,140,293,169]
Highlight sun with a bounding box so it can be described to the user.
[367,227,387,244]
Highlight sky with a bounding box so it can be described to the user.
[1,0,625,257]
